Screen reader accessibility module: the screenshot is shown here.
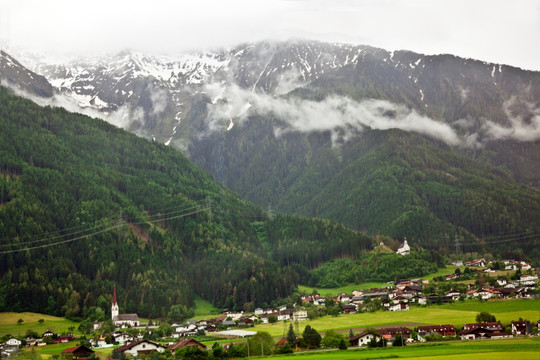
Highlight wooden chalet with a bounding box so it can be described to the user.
[463,322,504,331]
[417,325,456,341]
[168,338,207,352]
[349,331,381,347]
[114,340,167,357]
[61,345,94,359]
[511,320,532,336]
[380,327,411,340]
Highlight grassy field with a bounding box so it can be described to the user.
[10,299,540,359]
[265,337,540,360]
[298,265,470,296]
[23,337,540,360]
[424,265,461,280]
[190,298,221,320]
[0,312,79,339]
[251,299,540,337]
[298,283,388,296]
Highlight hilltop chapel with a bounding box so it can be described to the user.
[111,287,140,328]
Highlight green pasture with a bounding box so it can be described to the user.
[298,265,470,296]
[437,298,540,313]
[0,312,79,339]
[252,299,540,337]
[265,338,540,360]
[190,297,222,320]
[424,265,461,280]
[298,283,388,296]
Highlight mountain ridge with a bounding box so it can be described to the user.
[2,41,539,261]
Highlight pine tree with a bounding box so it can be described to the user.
[287,323,296,347]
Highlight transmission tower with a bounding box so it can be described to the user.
[454,233,461,255]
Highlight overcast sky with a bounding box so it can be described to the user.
[1,0,539,71]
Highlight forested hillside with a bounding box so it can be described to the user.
[190,112,540,263]
[0,86,371,319]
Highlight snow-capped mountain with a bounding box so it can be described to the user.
[2,40,540,253]
[0,50,53,98]
[11,41,394,144]
[3,40,539,150]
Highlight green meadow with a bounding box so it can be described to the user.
[190,297,222,320]
[0,312,79,339]
[298,264,469,296]
[266,338,540,360]
[251,299,540,337]
[298,283,388,297]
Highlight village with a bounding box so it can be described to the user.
[0,257,538,359]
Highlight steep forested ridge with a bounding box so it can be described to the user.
[0,86,373,318]
[5,43,540,266]
[190,113,540,262]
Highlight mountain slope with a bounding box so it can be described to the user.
[0,86,373,318]
[189,114,540,262]
[0,50,53,98]
[6,41,540,262]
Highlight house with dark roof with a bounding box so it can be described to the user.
[55,335,75,343]
[349,331,381,347]
[459,327,512,340]
[380,327,411,344]
[417,325,456,341]
[511,320,532,336]
[463,322,504,331]
[168,338,207,352]
[114,340,167,357]
[61,345,94,359]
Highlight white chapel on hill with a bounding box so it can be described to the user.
[112,287,140,328]
[396,237,411,256]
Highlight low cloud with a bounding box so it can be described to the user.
[481,97,540,142]
[149,85,168,116]
[205,82,462,146]
[204,81,540,148]
[1,79,147,133]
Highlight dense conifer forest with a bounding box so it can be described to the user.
[0,87,375,319]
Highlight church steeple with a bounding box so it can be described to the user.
[111,286,119,320]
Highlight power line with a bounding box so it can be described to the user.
[0,222,125,254]
[0,202,213,254]
[0,220,115,248]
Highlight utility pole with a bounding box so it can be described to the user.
[267,204,274,220]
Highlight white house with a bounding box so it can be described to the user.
[389,303,409,311]
[254,308,264,315]
[349,331,381,347]
[6,338,21,347]
[224,311,244,319]
[293,310,308,321]
[112,332,135,345]
[477,289,500,300]
[520,274,538,286]
[445,291,461,301]
[116,340,166,357]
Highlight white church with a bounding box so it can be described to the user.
[396,237,411,256]
[112,287,140,328]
